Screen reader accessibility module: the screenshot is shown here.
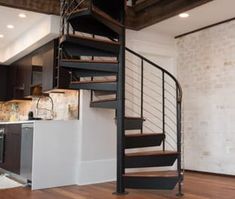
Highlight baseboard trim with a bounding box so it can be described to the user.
[185,169,235,178]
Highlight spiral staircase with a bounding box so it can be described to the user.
[59,0,183,195]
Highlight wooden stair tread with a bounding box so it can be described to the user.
[91,5,124,28]
[91,98,116,103]
[125,117,145,120]
[69,6,123,28]
[61,34,120,45]
[124,171,178,178]
[125,150,178,157]
[125,133,163,138]
[61,59,118,64]
[71,80,116,84]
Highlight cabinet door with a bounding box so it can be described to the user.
[17,56,32,97]
[0,66,8,101]
[0,125,6,167]
[2,124,22,174]
[42,42,55,92]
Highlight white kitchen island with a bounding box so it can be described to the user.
[32,120,79,190]
[0,120,79,190]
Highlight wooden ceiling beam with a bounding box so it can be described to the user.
[0,0,60,15]
[126,0,214,30]
[0,0,213,30]
[133,0,161,12]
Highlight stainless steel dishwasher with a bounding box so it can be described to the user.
[20,123,34,182]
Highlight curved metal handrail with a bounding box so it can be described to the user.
[125,47,182,102]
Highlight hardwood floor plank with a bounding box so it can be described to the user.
[0,172,235,199]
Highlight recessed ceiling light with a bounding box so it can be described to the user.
[0,34,4,38]
[179,13,190,18]
[19,13,27,18]
[7,24,14,29]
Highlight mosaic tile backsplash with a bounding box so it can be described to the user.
[0,90,79,121]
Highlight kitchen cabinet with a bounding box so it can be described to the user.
[41,39,70,92]
[0,66,8,101]
[31,39,70,93]
[8,62,31,100]
[1,39,71,101]
[0,124,21,174]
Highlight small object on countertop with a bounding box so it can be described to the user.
[28,111,34,120]
[28,111,42,121]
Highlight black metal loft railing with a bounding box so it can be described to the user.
[125,47,183,192]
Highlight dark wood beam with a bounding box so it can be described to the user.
[126,0,214,30]
[133,0,161,12]
[0,0,213,31]
[0,0,60,15]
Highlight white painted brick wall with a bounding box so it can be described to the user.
[177,20,235,175]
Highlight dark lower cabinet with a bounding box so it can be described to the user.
[0,124,21,174]
[0,66,8,101]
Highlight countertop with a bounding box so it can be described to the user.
[0,121,35,124]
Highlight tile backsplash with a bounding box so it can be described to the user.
[0,90,79,121]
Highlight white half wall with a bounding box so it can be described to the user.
[32,120,79,190]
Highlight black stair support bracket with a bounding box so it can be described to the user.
[124,175,178,190]
[125,133,165,149]
[125,152,178,168]
[70,81,117,91]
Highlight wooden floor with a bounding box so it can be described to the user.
[0,172,235,199]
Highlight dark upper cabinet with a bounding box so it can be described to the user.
[42,39,70,92]
[8,56,32,100]
[0,66,8,101]
[42,41,57,92]
[1,39,70,101]
[14,55,32,97]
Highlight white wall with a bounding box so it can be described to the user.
[77,90,117,185]
[177,20,235,175]
[126,29,178,154]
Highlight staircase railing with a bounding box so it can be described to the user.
[125,47,183,192]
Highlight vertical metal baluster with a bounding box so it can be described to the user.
[176,87,183,196]
[140,59,144,134]
[162,72,165,151]
[90,34,95,102]
[60,0,65,36]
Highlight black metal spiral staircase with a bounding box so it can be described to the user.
[59,0,183,196]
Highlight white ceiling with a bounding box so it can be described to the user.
[0,6,47,49]
[146,0,235,37]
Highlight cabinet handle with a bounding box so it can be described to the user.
[0,128,5,135]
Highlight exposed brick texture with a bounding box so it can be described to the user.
[177,20,235,175]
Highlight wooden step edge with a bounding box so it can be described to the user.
[71,80,117,84]
[125,151,179,157]
[91,5,124,28]
[67,7,89,16]
[125,133,164,138]
[61,34,120,45]
[125,117,146,121]
[123,171,178,178]
[91,98,117,103]
[61,59,118,64]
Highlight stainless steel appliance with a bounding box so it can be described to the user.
[20,124,33,181]
[0,128,5,164]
